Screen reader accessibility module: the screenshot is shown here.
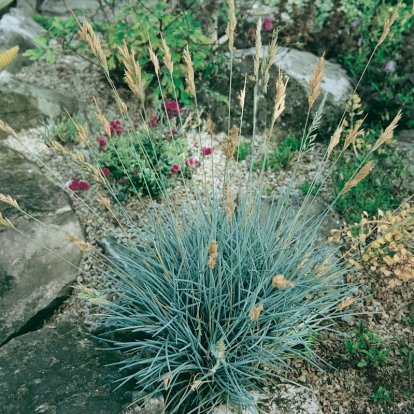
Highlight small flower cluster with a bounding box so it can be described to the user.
[170,145,213,173]
[69,178,90,191]
[164,99,182,119]
[109,119,124,135]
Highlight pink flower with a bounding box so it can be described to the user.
[69,179,79,191]
[77,181,90,191]
[96,137,107,152]
[150,115,159,128]
[202,147,213,156]
[171,164,181,172]
[101,167,110,177]
[194,142,199,148]
[384,60,395,72]
[117,178,128,183]
[109,120,124,135]
[262,17,275,31]
[164,99,182,113]
[185,157,198,167]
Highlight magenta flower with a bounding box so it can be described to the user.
[164,99,182,119]
[171,164,181,172]
[69,179,79,191]
[350,19,360,28]
[96,137,107,152]
[109,120,124,135]
[77,181,90,191]
[117,178,128,183]
[101,167,110,177]
[384,60,395,72]
[69,179,90,191]
[185,157,198,167]
[150,115,159,128]
[202,147,213,156]
[262,17,275,31]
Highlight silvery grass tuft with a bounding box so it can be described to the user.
[0,1,403,413]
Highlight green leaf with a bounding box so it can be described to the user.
[22,49,46,61]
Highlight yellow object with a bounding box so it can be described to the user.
[0,45,19,71]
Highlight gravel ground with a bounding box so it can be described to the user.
[9,48,414,413]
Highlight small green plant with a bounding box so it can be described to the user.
[234,141,250,161]
[344,322,390,368]
[299,180,322,196]
[371,386,391,403]
[49,114,85,145]
[254,134,301,172]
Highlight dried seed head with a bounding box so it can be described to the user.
[272,67,289,124]
[76,285,111,306]
[148,39,160,75]
[238,76,247,110]
[206,240,218,269]
[342,160,374,196]
[343,117,366,150]
[75,15,109,74]
[183,45,196,97]
[0,120,21,141]
[0,212,15,229]
[93,97,111,137]
[336,297,356,312]
[206,115,214,136]
[226,184,235,222]
[262,35,278,93]
[163,375,171,390]
[253,19,262,79]
[96,191,128,234]
[308,52,325,109]
[0,194,21,210]
[376,4,400,49]
[271,274,295,289]
[223,125,239,161]
[76,124,88,146]
[226,0,237,51]
[119,40,145,105]
[161,35,174,74]
[326,120,344,158]
[250,303,264,321]
[372,110,402,152]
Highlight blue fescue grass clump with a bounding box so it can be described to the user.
[88,189,350,413]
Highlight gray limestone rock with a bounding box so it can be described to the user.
[0,70,78,139]
[0,7,44,73]
[0,143,83,345]
[200,46,352,140]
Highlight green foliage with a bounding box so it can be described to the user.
[95,117,193,198]
[23,1,222,106]
[84,192,351,413]
[49,114,84,144]
[299,180,322,196]
[254,134,301,172]
[332,125,409,224]
[261,0,414,129]
[234,141,250,161]
[371,386,391,403]
[344,322,390,369]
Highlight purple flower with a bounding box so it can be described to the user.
[357,37,363,47]
[384,60,395,72]
[171,164,181,172]
[351,19,360,28]
[262,17,275,31]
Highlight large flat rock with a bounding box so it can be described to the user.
[0,143,83,345]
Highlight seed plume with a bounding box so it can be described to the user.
[206,240,218,269]
[308,52,325,109]
[342,160,374,196]
[372,110,402,152]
